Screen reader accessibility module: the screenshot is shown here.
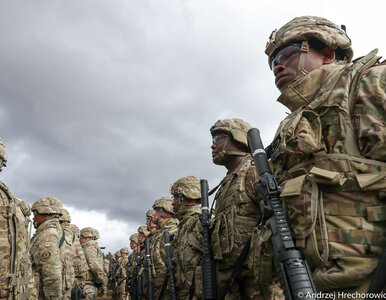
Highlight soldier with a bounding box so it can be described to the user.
[170,176,203,300]
[58,208,76,299]
[69,223,88,290]
[116,247,130,300]
[103,258,110,296]
[210,118,284,299]
[146,209,158,234]
[30,197,65,299]
[126,233,139,300]
[80,227,104,299]
[264,16,386,295]
[150,197,179,300]
[0,138,37,299]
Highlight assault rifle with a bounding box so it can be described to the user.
[247,128,317,300]
[130,246,142,300]
[164,231,179,300]
[199,179,217,300]
[145,238,154,300]
[125,256,132,294]
[109,260,119,281]
[71,283,85,300]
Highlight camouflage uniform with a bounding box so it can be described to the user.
[210,119,284,299]
[80,227,104,300]
[108,251,121,300]
[69,224,88,287]
[103,259,110,296]
[58,209,76,299]
[150,197,179,300]
[265,16,386,295]
[126,233,139,300]
[0,139,36,300]
[170,176,203,300]
[136,225,151,299]
[30,197,65,299]
[116,247,129,300]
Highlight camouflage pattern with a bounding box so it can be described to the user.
[265,16,353,67]
[150,217,179,300]
[269,25,386,294]
[30,217,63,299]
[153,196,174,214]
[172,206,203,299]
[59,208,71,223]
[115,253,129,300]
[59,220,75,299]
[31,197,63,216]
[0,182,37,299]
[80,227,104,300]
[170,176,201,200]
[138,225,150,239]
[210,118,252,148]
[146,209,155,218]
[211,155,284,299]
[80,227,100,239]
[69,224,88,285]
[103,259,109,296]
[0,138,7,168]
[130,233,139,244]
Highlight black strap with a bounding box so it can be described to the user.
[220,238,251,300]
[72,232,76,243]
[59,229,66,248]
[188,268,196,300]
[366,247,386,297]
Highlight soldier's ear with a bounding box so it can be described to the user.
[321,47,335,64]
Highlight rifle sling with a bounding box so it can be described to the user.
[59,229,65,248]
[220,216,262,300]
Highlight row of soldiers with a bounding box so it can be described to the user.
[107,15,386,299]
[2,15,386,300]
[0,137,107,299]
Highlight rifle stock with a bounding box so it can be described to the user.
[247,128,317,300]
[199,179,217,300]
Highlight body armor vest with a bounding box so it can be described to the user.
[271,50,386,290]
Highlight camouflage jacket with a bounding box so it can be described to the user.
[70,228,88,284]
[0,182,37,300]
[150,218,179,299]
[30,218,63,299]
[81,239,104,284]
[211,155,260,264]
[59,222,75,292]
[271,50,386,291]
[172,206,203,299]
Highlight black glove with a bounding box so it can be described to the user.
[95,281,103,289]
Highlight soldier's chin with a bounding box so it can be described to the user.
[212,152,227,165]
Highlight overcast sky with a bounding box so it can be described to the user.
[0,0,384,253]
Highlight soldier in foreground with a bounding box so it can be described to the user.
[126,233,140,300]
[150,196,179,300]
[210,118,284,299]
[0,138,37,300]
[265,16,386,295]
[30,197,65,299]
[80,227,105,299]
[170,176,203,300]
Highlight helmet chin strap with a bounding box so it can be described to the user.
[296,40,310,77]
[220,139,247,157]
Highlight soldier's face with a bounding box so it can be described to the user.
[211,133,231,165]
[32,212,45,228]
[130,241,137,250]
[172,195,180,214]
[272,46,330,92]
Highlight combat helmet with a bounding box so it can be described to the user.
[138,225,150,237]
[146,209,155,218]
[153,196,174,214]
[59,208,71,223]
[80,227,100,240]
[120,247,129,255]
[210,118,252,150]
[0,138,7,170]
[130,233,139,244]
[31,197,63,215]
[265,16,353,69]
[170,176,201,200]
